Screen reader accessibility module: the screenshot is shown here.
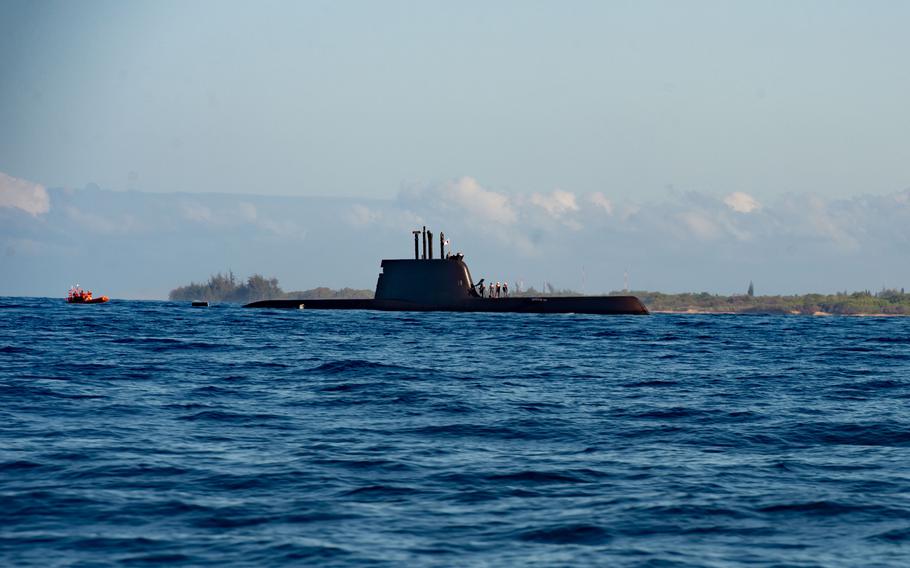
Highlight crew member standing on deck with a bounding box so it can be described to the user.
[503,282,509,297]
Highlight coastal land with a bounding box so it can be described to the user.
[169,273,909,316]
[168,272,371,304]
[629,290,910,316]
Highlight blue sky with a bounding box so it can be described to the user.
[1,1,909,297]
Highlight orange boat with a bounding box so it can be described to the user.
[66,286,109,304]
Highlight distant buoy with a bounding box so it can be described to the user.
[191,301,209,307]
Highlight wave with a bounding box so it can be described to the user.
[621,379,679,387]
[490,468,607,484]
[0,460,45,472]
[869,527,910,542]
[630,407,705,420]
[119,553,196,564]
[342,484,422,499]
[304,359,416,376]
[867,336,910,344]
[178,410,288,424]
[0,384,104,400]
[786,422,910,447]
[756,500,888,517]
[60,463,191,481]
[111,337,226,351]
[405,422,568,441]
[517,523,611,545]
[591,330,621,338]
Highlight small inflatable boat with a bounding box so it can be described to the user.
[66,286,109,304]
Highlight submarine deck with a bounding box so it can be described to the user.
[244,296,649,315]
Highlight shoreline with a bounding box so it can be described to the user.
[651,309,908,317]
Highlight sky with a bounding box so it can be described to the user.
[1,1,909,298]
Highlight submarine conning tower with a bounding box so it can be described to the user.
[374,227,478,304]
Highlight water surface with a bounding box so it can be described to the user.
[2,298,909,566]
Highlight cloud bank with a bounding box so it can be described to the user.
[1,179,908,298]
[0,172,49,216]
[390,180,910,257]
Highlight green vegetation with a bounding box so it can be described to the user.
[626,289,910,315]
[514,282,909,315]
[169,272,283,303]
[512,283,582,297]
[284,287,373,301]
[169,272,372,303]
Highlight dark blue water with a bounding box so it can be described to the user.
[2,298,910,566]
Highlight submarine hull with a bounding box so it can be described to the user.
[244,296,648,315]
[243,254,649,314]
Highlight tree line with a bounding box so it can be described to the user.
[168,271,372,303]
[629,289,910,315]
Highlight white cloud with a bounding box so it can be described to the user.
[440,176,517,225]
[65,206,139,234]
[347,204,382,227]
[588,192,614,215]
[258,218,306,239]
[678,211,721,240]
[238,202,258,222]
[619,203,641,221]
[0,172,50,216]
[531,189,579,218]
[398,176,518,225]
[176,198,307,239]
[398,177,548,254]
[723,191,761,213]
[179,200,213,223]
[797,194,859,250]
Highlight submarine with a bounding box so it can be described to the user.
[244,228,649,315]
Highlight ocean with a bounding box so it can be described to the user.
[1,298,909,566]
